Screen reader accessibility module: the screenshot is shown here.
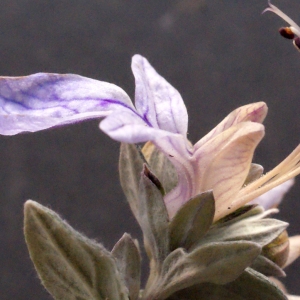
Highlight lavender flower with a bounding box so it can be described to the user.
[0,55,299,221]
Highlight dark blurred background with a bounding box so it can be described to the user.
[0,0,300,299]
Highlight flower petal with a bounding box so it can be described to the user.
[249,179,295,209]
[235,145,300,211]
[287,295,300,300]
[195,102,267,150]
[100,109,182,144]
[196,122,265,221]
[132,54,188,136]
[0,73,132,135]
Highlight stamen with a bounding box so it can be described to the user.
[218,145,300,219]
[264,1,300,37]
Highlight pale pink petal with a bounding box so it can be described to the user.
[288,295,300,300]
[195,102,267,150]
[196,122,265,220]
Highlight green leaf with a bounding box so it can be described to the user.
[119,143,146,221]
[142,142,178,194]
[169,268,287,300]
[24,200,128,300]
[251,255,286,277]
[169,191,215,251]
[138,166,169,264]
[112,233,141,300]
[187,241,261,285]
[199,218,288,248]
[146,241,261,300]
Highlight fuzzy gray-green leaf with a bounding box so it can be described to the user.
[24,200,128,300]
[139,167,169,264]
[119,143,146,221]
[200,218,288,247]
[169,268,287,300]
[161,248,186,277]
[251,255,286,277]
[187,241,261,284]
[169,191,215,251]
[225,268,287,300]
[112,233,141,300]
[146,241,261,300]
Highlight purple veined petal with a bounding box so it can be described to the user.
[100,109,181,144]
[194,102,268,150]
[0,73,133,135]
[132,54,188,136]
[249,179,295,210]
[194,122,265,220]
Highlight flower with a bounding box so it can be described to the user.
[0,55,299,221]
[264,1,300,51]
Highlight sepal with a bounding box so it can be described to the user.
[24,200,128,300]
[112,233,141,300]
[144,241,261,300]
[199,216,288,248]
[169,191,215,251]
[138,165,170,265]
[119,143,146,221]
[251,255,286,277]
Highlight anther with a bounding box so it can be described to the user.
[279,27,295,39]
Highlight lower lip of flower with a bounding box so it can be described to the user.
[215,145,300,221]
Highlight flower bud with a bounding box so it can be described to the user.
[262,230,289,267]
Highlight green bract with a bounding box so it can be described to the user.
[23,143,294,300]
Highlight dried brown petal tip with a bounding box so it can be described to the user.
[279,27,295,39]
[143,164,164,194]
